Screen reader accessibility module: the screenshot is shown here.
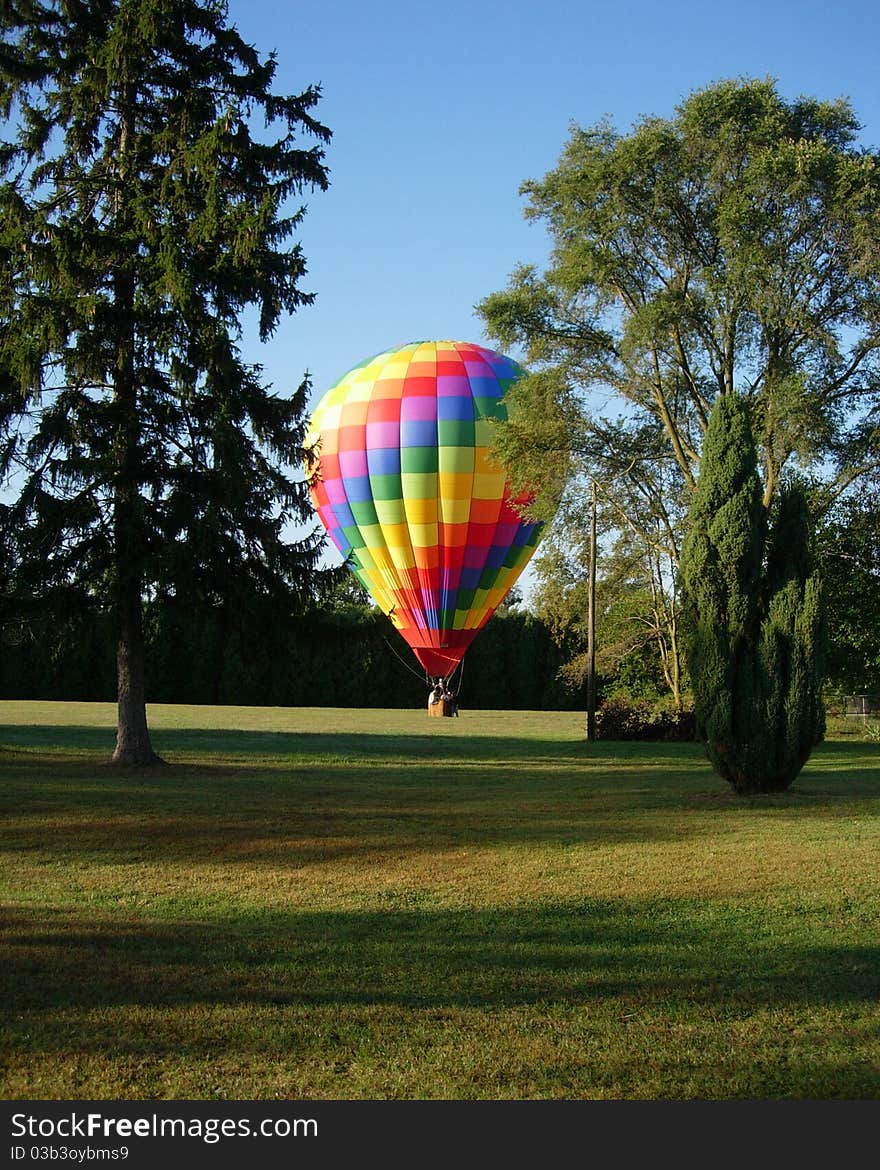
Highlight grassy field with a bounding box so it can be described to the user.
[1,699,878,1100]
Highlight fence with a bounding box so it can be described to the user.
[843,694,880,717]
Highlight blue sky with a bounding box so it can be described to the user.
[226,0,880,408]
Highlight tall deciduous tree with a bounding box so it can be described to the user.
[0,0,331,762]
[480,78,880,506]
[679,395,825,793]
[479,77,878,734]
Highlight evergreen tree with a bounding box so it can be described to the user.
[759,485,826,784]
[0,0,330,762]
[679,395,825,793]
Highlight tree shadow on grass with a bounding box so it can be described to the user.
[3,900,879,1099]
[4,894,879,1098]
[2,721,876,767]
[3,900,878,1021]
[0,721,647,763]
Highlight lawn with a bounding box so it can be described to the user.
[1,700,878,1100]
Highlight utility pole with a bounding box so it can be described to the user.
[586,479,597,741]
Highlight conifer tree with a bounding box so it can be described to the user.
[759,485,826,786]
[679,395,825,793]
[0,0,330,762]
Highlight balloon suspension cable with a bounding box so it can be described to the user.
[446,655,464,698]
[383,636,466,698]
[383,635,429,683]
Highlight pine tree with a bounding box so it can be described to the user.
[679,395,825,793]
[0,0,330,762]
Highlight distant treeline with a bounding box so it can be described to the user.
[1,601,583,711]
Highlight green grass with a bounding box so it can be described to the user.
[1,700,879,1100]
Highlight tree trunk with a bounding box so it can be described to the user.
[112,587,162,765]
[110,417,162,766]
[668,612,682,712]
[586,480,597,741]
[109,389,162,765]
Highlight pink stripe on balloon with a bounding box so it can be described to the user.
[324,478,348,504]
[366,420,400,448]
[339,449,369,477]
[436,375,472,397]
[400,395,437,421]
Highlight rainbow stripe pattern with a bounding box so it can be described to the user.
[305,340,543,677]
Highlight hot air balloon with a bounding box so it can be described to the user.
[305,340,543,680]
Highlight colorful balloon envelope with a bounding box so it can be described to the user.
[305,340,543,678]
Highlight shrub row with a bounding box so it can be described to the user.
[596,697,697,742]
